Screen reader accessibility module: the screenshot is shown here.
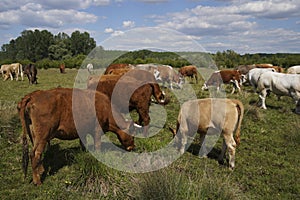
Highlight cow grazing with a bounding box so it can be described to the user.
[154,65,184,90]
[104,63,134,74]
[257,71,300,113]
[18,88,136,185]
[23,64,38,84]
[202,70,243,94]
[59,63,65,73]
[247,68,276,91]
[178,65,199,83]
[169,98,244,169]
[87,71,169,136]
[235,65,255,75]
[0,63,24,81]
[287,65,300,74]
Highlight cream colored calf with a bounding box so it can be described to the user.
[170,98,244,169]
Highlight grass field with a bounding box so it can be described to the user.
[0,68,299,199]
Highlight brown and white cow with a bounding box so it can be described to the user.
[178,65,199,83]
[170,98,244,169]
[154,65,185,90]
[18,88,136,185]
[202,69,243,94]
[24,63,38,84]
[87,70,169,136]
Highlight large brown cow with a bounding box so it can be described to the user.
[178,65,198,83]
[170,98,244,169]
[18,88,136,185]
[87,70,169,136]
[202,69,243,94]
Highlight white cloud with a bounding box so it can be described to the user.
[104,28,114,33]
[111,30,125,37]
[0,3,98,29]
[123,20,135,28]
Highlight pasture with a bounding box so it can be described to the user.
[0,68,299,199]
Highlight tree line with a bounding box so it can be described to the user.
[0,29,299,69]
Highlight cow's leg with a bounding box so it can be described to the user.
[222,133,236,170]
[199,133,208,158]
[30,141,47,185]
[259,89,268,109]
[137,108,150,137]
[218,138,227,165]
[9,72,13,80]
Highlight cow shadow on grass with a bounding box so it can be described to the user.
[41,144,82,181]
[187,143,229,167]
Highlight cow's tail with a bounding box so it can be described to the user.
[18,95,32,179]
[149,82,170,105]
[233,100,244,146]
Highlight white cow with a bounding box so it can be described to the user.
[0,63,23,81]
[247,68,276,91]
[257,71,300,113]
[169,98,244,169]
[287,65,300,74]
[87,63,94,74]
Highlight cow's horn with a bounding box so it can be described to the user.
[134,123,142,128]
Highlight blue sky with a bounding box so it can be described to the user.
[0,0,299,54]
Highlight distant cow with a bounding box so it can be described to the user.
[87,63,94,74]
[202,70,243,94]
[18,88,136,185]
[287,65,300,74]
[257,71,300,113]
[24,64,38,84]
[169,98,244,169]
[104,63,134,74]
[87,71,169,136]
[178,65,199,83]
[0,63,24,81]
[255,64,284,73]
[59,63,65,73]
[154,65,185,90]
[235,65,255,75]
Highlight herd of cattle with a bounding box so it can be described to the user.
[0,63,38,84]
[1,61,300,185]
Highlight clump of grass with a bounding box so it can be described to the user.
[245,105,264,121]
[131,166,245,200]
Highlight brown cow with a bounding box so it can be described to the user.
[87,71,169,136]
[18,88,136,185]
[254,64,284,73]
[23,63,38,84]
[169,98,244,169]
[59,63,65,73]
[178,65,198,83]
[235,64,256,75]
[202,69,243,94]
[104,63,134,74]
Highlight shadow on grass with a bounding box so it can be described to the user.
[187,143,230,167]
[41,143,82,182]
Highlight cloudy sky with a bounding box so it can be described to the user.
[0,0,299,54]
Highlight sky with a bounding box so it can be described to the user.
[0,0,299,54]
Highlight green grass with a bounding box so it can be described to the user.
[0,68,299,199]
